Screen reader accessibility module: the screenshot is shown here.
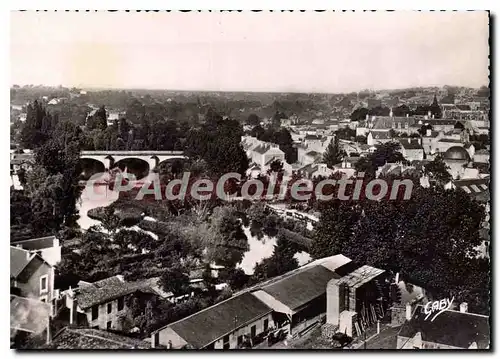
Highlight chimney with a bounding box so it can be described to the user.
[389,108,393,118]
[406,303,412,321]
[428,110,431,118]
[460,302,468,313]
[426,128,431,136]
[365,114,369,121]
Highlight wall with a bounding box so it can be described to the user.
[212,313,274,349]
[85,296,128,331]
[155,327,188,349]
[17,262,54,303]
[154,313,273,349]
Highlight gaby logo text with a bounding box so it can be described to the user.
[424,297,454,322]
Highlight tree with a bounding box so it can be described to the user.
[350,107,369,122]
[250,125,265,139]
[335,127,356,141]
[246,113,260,126]
[204,206,249,268]
[310,200,362,259]
[323,136,345,168]
[424,154,452,186]
[159,266,191,297]
[355,141,406,177]
[311,185,488,314]
[252,238,299,282]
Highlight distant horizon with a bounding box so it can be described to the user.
[11,11,489,93]
[10,83,489,96]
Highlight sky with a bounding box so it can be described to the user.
[10,11,490,93]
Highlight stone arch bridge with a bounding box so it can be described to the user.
[80,150,187,174]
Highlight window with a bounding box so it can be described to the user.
[237,335,243,346]
[117,297,124,311]
[107,321,112,330]
[40,275,48,294]
[223,335,230,350]
[107,303,112,314]
[91,306,99,321]
[251,325,256,338]
[153,332,160,347]
[264,319,269,332]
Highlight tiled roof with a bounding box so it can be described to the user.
[253,145,270,155]
[370,130,391,140]
[46,327,152,349]
[166,292,272,348]
[11,236,57,251]
[399,139,423,150]
[260,265,342,311]
[75,276,162,310]
[398,305,490,349]
[453,178,489,198]
[10,247,31,278]
[438,138,463,143]
[424,119,457,126]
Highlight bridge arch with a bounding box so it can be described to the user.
[78,158,106,180]
[111,157,151,180]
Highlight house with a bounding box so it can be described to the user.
[151,292,274,349]
[398,138,424,162]
[367,130,392,146]
[11,246,55,307]
[421,119,457,133]
[11,236,61,267]
[242,136,287,171]
[397,305,489,349]
[303,134,323,151]
[46,327,153,349]
[301,150,322,165]
[296,163,334,179]
[64,275,169,332]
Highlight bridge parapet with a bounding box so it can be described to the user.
[80,150,184,156]
[80,150,187,173]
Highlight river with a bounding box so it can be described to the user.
[76,185,311,275]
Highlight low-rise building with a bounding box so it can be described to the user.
[11,246,55,307]
[397,304,489,349]
[367,130,392,146]
[398,138,424,162]
[64,275,168,332]
[152,292,274,349]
